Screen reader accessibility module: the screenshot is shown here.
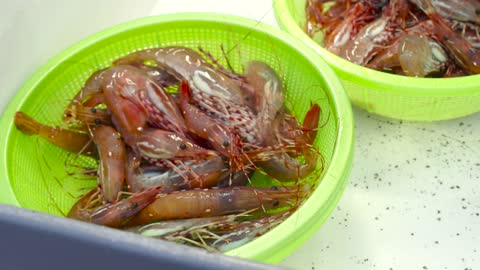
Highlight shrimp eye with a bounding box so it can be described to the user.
[131,202,138,209]
[94,119,102,125]
[222,141,230,147]
[179,143,187,150]
[270,186,279,191]
[90,108,97,113]
[272,200,279,207]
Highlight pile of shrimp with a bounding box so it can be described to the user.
[306,0,480,77]
[14,46,322,251]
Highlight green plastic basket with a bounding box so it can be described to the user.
[274,0,480,121]
[0,13,354,264]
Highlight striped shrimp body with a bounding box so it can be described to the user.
[100,71,226,191]
[114,47,262,147]
[101,65,187,135]
[179,80,246,168]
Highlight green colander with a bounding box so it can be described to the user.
[274,0,480,121]
[0,13,354,263]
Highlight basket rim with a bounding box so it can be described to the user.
[273,0,480,96]
[0,12,354,264]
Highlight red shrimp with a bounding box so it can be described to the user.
[306,0,346,37]
[91,125,126,203]
[323,2,376,55]
[367,21,449,76]
[119,124,226,190]
[14,112,96,157]
[68,186,162,228]
[126,148,226,193]
[122,61,179,87]
[132,128,217,162]
[97,66,227,188]
[127,185,306,226]
[114,47,262,147]
[63,105,111,127]
[412,0,480,74]
[340,0,408,65]
[244,61,319,147]
[179,80,244,163]
[101,65,187,135]
[398,35,448,77]
[63,69,107,124]
[67,188,100,221]
[245,61,285,121]
[255,104,320,183]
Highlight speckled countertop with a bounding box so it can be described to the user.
[281,108,480,270]
[1,1,479,270]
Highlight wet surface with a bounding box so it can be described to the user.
[280,108,480,270]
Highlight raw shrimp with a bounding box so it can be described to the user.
[341,0,409,65]
[135,208,294,252]
[16,45,323,253]
[14,112,96,157]
[101,65,187,136]
[367,21,449,77]
[412,0,480,74]
[306,0,479,77]
[63,105,112,127]
[68,186,162,228]
[126,149,226,193]
[398,35,448,77]
[92,125,126,203]
[127,185,306,226]
[114,47,262,147]
[255,113,320,182]
[179,80,243,162]
[323,2,376,55]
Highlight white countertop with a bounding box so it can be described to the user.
[1,1,479,269]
